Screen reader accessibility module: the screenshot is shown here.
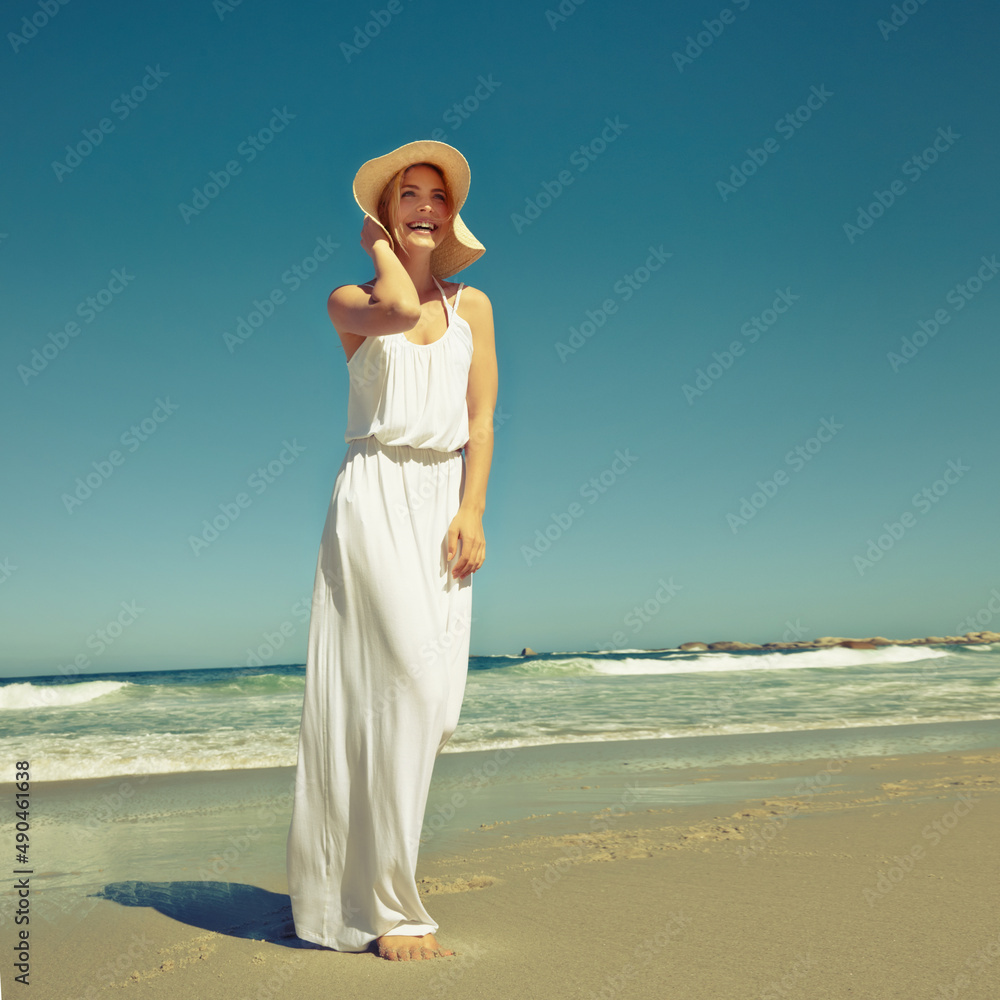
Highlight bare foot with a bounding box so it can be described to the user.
[375,932,454,961]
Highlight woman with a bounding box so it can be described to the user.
[285,140,497,962]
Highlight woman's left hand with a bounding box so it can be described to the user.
[447,507,485,579]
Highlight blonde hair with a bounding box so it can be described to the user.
[376,162,453,257]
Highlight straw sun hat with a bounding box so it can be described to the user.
[352,140,485,279]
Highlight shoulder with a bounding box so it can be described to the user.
[454,284,494,353]
[453,283,493,322]
[456,283,490,305]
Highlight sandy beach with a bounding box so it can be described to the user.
[6,722,1000,999]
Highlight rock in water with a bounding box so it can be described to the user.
[520,646,536,656]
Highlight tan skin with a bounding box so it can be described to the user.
[326,165,498,961]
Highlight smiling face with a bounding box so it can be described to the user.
[378,162,453,256]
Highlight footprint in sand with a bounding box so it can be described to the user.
[417,875,498,894]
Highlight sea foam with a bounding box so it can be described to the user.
[0,680,130,711]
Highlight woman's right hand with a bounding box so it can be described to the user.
[360,216,392,260]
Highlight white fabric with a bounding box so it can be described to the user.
[286,277,474,952]
[344,278,472,451]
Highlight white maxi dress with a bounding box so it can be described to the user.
[286,276,474,951]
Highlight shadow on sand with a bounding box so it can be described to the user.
[92,881,329,950]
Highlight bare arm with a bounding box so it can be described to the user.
[461,288,497,514]
[327,218,421,339]
[447,287,497,578]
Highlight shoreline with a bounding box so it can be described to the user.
[5,716,1000,794]
[4,726,998,998]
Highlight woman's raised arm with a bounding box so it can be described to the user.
[328,219,421,338]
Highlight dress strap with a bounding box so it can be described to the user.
[431,275,464,313]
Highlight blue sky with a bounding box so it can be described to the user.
[3,0,999,676]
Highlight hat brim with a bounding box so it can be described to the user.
[353,140,485,279]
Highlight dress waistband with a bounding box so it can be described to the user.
[347,436,464,461]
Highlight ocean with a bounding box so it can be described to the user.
[3,643,998,783]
